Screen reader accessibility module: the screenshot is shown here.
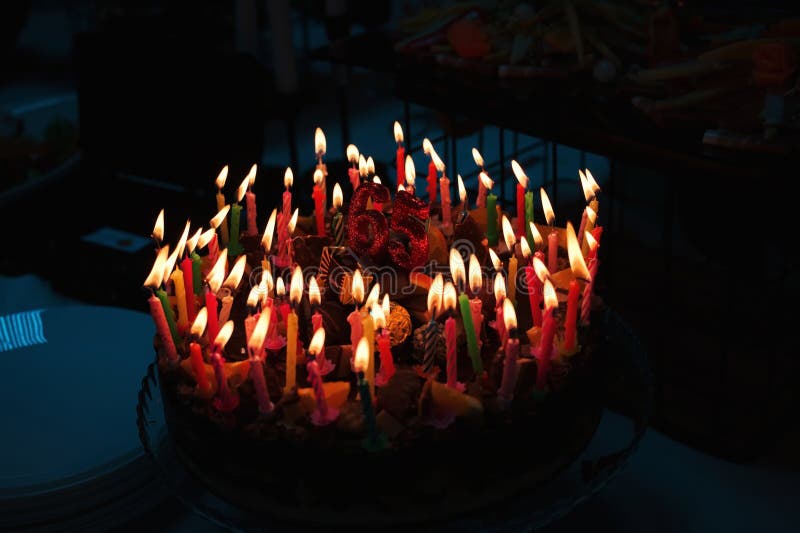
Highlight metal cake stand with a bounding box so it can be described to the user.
[137,310,652,532]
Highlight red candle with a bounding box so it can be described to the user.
[394,121,405,188]
[209,321,238,412]
[205,288,219,343]
[525,265,543,328]
[246,190,257,236]
[207,233,219,266]
[248,311,273,414]
[536,281,558,391]
[346,144,360,191]
[313,169,326,236]
[377,329,395,385]
[563,280,580,351]
[493,273,507,347]
[148,293,178,362]
[511,160,529,238]
[189,341,211,395]
[180,256,196,321]
[426,160,438,204]
[548,231,558,273]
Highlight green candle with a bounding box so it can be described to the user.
[358,374,387,451]
[524,191,535,251]
[486,193,498,246]
[458,293,482,375]
[228,204,244,256]
[155,288,181,347]
[190,252,203,297]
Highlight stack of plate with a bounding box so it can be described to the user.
[0,306,168,530]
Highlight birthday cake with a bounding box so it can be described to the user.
[145,128,607,527]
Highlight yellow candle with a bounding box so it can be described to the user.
[170,269,189,329]
[286,309,298,390]
[508,255,517,305]
[361,312,375,399]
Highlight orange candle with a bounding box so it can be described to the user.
[394,121,405,188]
[312,169,326,236]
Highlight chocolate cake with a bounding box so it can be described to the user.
[146,153,606,527]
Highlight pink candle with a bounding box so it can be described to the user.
[548,231,558,272]
[440,175,452,230]
[148,294,178,362]
[495,300,506,348]
[396,145,405,188]
[445,314,458,389]
[476,176,487,208]
[180,256,196,321]
[312,184,326,235]
[349,166,360,191]
[210,351,238,412]
[263,297,278,340]
[311,311,326,366]
[377,329,395,385]
[244,312,261,356]
[525,265,543,327]
[498,334,519,403]
[307,360,337,425]
[563,280,580,351]
[189,341,211,395]
[516,184,526,238]
[208,233,220,265]
[426,161,437,204]
[205,289,219,343]
[581,258,600,325]
[537,304,557,391]
[246,190,258,236]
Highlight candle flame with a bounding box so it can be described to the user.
[214,320,235,350]
[288,208,299,234]
[176,220,191,258]
[585,231,598,251]
[144,246,169,288]
[248,311,270,356]
[313,168,324,186]
[246,164,257,187]
[404,155,416,184]
[223,255,247,290]
[579,169,594,203]
[197,228,216,250]
[206,251,227,293]
[398,184,406,192]
[540,188,555,226]
[372,302,386,330]
[529,221,543,249]
[566,221,590,281]
[215,165,228,189]
[314,127,326,156]
[190,306,208,337]
[472,147,484,168]
[346,144,359,163]
[237,175,248,203]
[210,205,230,229]
[333,183,343,209]
[422,137,433,155]
[443,281,457,311]
[366,156,375,175]
[502,215,516,251]
[488,248,501,272]
[382,293,390,318]
[431,150,445,173]
[393,121,403,143]
[152,209,165,242]
[373,176,381,184]
[543,279,557,310]
[457,174,467,205]
[511,160,529,189]
[309,276,321,306]
[449,249,466,287]
[532,256,550,283]
[257,276,268,305]
[479,171,494,191]
[365,283,380,310]
[351,270,364,304]
[284,167,294,188]
[585,168,601,193]
[520,237,531,259]
[289,266,303,304]
[276,277,286,297]
[585,205,597,225]
[428,273,444,317]
[187,228,202,254]
[308,327,326,355]
[354,336,370,372]
[262,270,274,296]
[494,273,506,301]
[247,285,261,308]
[468,253,482,293]
[263,208,277,251]
[164,246,180,281]
[358,155,368,177]
[503,298,517,331]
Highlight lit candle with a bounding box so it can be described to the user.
[307,328,338,425]
[404,154,416,195]
[520,237,541,329]
[177,223,196,321]
[204,249,226,343]
[529,221,544,252]
[439,161,452,234]
[227,175,248,256]
[211,321,238,411]
[314,127,327,212]
[347,144,360,191]
[286,266,303,391]
[244,285,262,355]
[308,276,332,375]
[312,168,326,236]
[472,148,487,208]
[372,176,384,212]
[541,188,558,272]
[468,253,484,348]
[151,209,164,249]
[348,270,364,360]
[457,174,468,220]
[577,169,595,246]
[276,277,290,329]
[287,208,298,266]
[218,255,246,325]
[331,183,345,246]
[451,249,482,376]
[394,121,405,188]
[525,191,535,252]
[167,234,189,331]
[581,230,601,325]
[481,172,498,246]
[248,310,274,414]
[245,164,258,236]
[355,337,386,450]
[214,166,229,246]
[187,228,203,298]
[531,256,549,328]
[277,168,293,267]
[144,247,178,362]
[502,216,518,305]
[564,222,590,351]
[493,273,507,348]
[361,300,376,400]
[581,205,597,257]
[208,205,229,266]
[261,270,279,342]
[498,298,520,404]
[443,282,462,390]
[423,274,444,376]
[188,308,212,396]
[511,160,529,239]
[536,280,558,391]
[422,138,439,204]
[373,298,395,386]
[261,208,277,273]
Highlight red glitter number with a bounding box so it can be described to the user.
[347,182,390,257]
[389,190,429,270]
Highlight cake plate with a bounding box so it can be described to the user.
[137,309,652,532]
